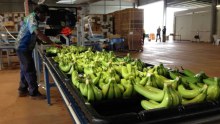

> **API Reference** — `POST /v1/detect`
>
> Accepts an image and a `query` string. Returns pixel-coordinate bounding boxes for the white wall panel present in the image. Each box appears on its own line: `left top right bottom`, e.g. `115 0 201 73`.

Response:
175 15 192 41
174 7 211 42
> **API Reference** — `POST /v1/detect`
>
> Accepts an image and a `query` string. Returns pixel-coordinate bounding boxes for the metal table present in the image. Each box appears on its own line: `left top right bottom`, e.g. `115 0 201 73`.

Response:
41 53 88 124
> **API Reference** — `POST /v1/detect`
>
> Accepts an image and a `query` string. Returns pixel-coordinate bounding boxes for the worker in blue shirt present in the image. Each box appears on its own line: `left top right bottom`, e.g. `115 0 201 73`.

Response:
15 4 60 99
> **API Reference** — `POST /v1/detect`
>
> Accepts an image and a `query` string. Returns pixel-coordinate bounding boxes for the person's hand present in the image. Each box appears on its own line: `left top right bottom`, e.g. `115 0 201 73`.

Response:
53 43 62 48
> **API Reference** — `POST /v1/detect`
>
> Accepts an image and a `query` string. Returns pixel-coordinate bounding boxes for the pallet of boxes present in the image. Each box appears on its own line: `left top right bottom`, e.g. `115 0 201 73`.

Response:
113 8 144 51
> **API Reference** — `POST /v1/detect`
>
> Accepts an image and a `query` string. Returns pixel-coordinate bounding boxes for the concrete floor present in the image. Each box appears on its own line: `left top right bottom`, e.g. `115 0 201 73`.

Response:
0 66 73 124
0 40 220 124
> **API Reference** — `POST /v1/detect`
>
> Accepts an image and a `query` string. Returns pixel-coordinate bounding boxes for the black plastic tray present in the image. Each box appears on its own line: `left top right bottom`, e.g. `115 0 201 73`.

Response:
44 55 220 124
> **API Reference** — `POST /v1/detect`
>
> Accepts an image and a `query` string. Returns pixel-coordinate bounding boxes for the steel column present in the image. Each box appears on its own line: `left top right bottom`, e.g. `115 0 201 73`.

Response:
211 0 217 42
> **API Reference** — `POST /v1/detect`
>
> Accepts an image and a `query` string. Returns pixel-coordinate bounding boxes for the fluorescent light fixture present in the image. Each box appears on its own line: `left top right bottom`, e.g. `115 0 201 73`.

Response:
56 0 76 4
217 5 220 8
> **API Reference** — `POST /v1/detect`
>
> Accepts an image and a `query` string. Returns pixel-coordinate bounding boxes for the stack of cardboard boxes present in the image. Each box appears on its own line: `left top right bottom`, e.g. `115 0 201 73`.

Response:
113 8 144 51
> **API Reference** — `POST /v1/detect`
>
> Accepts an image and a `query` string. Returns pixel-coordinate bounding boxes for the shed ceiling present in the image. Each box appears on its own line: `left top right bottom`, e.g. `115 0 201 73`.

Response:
0 0 217 9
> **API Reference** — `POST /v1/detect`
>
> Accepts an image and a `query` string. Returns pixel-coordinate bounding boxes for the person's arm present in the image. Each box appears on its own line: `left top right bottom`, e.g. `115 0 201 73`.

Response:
27 13 60 48
34 29 60 47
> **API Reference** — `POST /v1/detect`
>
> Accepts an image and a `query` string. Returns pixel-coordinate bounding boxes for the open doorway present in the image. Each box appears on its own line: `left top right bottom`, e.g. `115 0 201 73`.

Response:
139 1 186 42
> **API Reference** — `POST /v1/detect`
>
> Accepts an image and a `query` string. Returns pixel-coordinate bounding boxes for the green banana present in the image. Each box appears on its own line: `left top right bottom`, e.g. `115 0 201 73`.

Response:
115 74 121 83
165 77 180 89
141 84 172 110
72 78 80 88
107 83 114 99
182 85 207 105
114 83 122 98
81 83 88 97
121 66 131 79
196 82 204 88
67 65 74 74
139 76 148 86
178 84 202 99
169 71 180 80
117 83 125 93
169 86 180 106
92 85 103 101
91 73 101 85
134 84 164 102
182 76 198 84
101 83 110 98
145 85 163 94
87 84 95 101
71 70 80 88
59 62 72 72
113 65 122 76
71 70 78 81
183 69 195 77
123 84 133 99
126 63 132 74
135 77 141 85
203 77 215 85
155 74 169 89
121 79 129 88
138 71 147 78
189 83 202 91
206 81 220 101
173 87 182 105
149 99 160 105
145 73 155 86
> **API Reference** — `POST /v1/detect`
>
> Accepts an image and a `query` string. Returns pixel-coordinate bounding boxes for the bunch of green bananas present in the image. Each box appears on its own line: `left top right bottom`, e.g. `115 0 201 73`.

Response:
148 63 169 77
78 75 103 101
51 45 220 107
170 69 220 104
71 70 81 88
204 77 220 101
135 83 181 110
121 79 136 99
179 84 208 105
100 77 124 100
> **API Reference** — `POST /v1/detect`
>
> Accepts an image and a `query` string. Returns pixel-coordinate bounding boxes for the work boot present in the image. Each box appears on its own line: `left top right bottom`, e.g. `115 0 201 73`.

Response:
30 92 46 100
18 90 29 97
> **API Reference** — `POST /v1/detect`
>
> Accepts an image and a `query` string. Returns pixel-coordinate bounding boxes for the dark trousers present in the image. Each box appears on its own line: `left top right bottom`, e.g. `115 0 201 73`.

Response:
162 34 166 42
156 34 161 41
16 50 38 96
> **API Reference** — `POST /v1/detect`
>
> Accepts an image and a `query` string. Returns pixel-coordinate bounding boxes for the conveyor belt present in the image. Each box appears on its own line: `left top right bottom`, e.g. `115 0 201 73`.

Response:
43 54 220 124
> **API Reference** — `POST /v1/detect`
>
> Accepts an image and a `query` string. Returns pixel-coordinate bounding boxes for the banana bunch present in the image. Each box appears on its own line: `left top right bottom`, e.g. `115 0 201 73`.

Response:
135 83 182 110
140 83 181 110
139 73 157 87
71 70 81 88
204 77 220 101
154 74 170 89
134 84 164 102
148 63 169 78
100 77 124 99
130 58 145 71
79 76 103 101
178 83 208 105
121 79 136 99
121 64 136 79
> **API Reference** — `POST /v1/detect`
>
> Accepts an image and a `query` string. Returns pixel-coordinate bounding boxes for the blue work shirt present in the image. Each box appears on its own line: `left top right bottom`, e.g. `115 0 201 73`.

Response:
15 12 38 51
